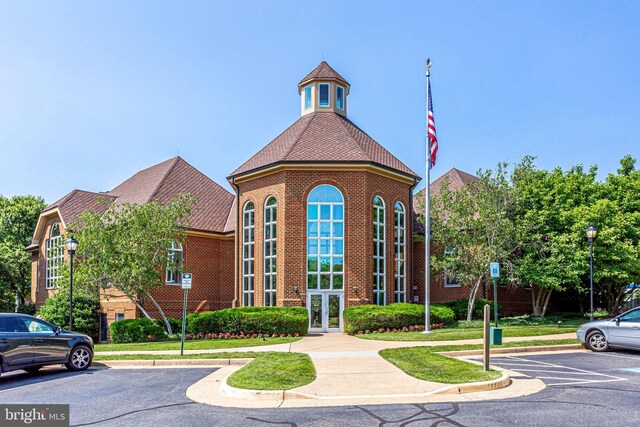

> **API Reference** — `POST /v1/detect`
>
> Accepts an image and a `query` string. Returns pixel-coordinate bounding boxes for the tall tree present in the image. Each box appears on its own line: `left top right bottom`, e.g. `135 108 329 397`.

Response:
511 158 597 316
0 195 47 310
428 163 518 320
69 194 195 334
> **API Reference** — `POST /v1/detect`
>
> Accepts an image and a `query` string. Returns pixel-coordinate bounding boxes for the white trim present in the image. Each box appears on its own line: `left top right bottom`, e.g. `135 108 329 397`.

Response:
318 83 330 107
303 85 312 110
45 223 63 289
443 245 461 288
307 291 344 332
242 201 255 306
373 196 386 305
115 313 125 322
336 85 345 110
263 196 277 307
165 241 183 285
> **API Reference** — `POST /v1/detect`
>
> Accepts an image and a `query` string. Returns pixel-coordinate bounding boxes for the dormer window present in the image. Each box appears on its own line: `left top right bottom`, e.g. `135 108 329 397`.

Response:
318 83 330 107
304 86 312 110
336 86 344 110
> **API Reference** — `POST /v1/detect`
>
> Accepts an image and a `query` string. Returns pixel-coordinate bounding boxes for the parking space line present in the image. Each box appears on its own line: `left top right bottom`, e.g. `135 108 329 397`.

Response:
546 378 629 386
509 369 611 376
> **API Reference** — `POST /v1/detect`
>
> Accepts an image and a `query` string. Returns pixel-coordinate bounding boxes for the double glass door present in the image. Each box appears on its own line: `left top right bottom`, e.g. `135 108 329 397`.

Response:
308 292 343 332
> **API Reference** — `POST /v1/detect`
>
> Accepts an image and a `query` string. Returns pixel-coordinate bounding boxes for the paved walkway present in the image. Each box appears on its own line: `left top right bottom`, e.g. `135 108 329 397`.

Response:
95 332 576 356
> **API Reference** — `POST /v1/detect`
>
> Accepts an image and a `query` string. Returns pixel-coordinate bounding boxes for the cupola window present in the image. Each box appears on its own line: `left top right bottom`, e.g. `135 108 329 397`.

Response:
304 86 312 110
336 86 344 110
318 83 330 107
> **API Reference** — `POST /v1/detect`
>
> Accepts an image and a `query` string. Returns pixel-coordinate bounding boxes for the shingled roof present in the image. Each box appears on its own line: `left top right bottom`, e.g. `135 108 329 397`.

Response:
298 61 349 87
229 112 419 179
39 157 235 236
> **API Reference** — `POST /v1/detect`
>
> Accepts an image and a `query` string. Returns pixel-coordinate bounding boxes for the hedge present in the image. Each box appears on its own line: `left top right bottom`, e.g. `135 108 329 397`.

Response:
110 318 165 343
37 292 100 339
342 303 455 335
187 307 308 336
440 298 501 320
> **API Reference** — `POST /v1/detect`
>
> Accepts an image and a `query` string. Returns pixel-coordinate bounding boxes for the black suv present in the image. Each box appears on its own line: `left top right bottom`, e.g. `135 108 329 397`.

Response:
0 313 93 375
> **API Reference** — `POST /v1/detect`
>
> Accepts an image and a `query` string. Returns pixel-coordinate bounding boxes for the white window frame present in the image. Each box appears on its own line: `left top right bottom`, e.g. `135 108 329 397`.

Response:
394 202 406 303
304 85 312 110
45 223 63 289
318 83 330 107
115 313 125 322
263 197 277 307
373 196 386 305
165 241 183 285
336 85 345 110
443 245 462 288
242 201 255 306
307 185 344 291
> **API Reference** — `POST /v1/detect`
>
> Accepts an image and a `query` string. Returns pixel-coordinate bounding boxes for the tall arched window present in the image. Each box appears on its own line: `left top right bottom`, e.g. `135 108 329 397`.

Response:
264 197 277 306
307 185 344 291
373 196 386 305
394 202 406 302
46 222 63 289
166 242 183 284
242 201 255 306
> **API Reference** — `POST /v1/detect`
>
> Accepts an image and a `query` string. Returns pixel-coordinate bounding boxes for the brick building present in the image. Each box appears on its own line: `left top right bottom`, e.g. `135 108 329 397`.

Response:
28 62 530 339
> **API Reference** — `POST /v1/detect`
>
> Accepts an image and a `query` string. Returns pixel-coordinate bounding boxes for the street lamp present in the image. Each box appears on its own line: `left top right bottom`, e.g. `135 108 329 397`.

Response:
65 236 79 331
585 225 598 322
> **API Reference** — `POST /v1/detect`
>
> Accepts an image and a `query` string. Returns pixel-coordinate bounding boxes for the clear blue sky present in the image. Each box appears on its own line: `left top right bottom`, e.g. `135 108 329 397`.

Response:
1 1 639 203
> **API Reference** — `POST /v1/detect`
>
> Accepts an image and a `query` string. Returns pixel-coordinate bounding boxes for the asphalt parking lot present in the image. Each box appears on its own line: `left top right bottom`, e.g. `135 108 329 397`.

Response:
1 350 639 426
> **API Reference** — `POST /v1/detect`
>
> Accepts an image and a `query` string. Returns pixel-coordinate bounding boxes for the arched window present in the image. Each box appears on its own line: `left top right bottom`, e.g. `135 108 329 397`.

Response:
264 197 277 306
166 242 183 285
394 202 406 302
242 201 255 306
46 222 63 289
373 197 386 305
307 185 344 291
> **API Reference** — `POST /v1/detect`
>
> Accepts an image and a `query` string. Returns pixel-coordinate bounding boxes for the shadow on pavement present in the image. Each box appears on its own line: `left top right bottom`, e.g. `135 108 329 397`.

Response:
0 366 106 391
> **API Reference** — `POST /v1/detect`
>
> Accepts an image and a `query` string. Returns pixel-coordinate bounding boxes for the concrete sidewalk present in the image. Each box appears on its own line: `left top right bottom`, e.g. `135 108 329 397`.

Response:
95 332 576 356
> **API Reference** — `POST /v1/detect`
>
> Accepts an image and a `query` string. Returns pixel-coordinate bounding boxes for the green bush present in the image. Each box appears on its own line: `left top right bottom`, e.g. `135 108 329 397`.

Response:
187 307 308 336
154 317 182 333
110 318 165 343
37 291 100 339
342 303 455 335
441 298 501 320
17 302 36 315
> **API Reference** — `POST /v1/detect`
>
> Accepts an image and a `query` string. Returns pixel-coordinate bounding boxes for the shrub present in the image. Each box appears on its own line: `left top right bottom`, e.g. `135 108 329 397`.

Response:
342 303 455 335
441 298 502 320
187 307 308 336
17 302 36 315
37 291 100 339
110 318 165 343
154 317 182 333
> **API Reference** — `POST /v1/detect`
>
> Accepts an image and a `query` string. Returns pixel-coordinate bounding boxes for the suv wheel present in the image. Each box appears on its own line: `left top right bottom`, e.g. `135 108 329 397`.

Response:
66 345 92 371
586 330 609 352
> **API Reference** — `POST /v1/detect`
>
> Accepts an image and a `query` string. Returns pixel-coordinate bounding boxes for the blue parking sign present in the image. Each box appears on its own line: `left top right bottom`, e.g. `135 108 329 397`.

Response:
490 262 500 278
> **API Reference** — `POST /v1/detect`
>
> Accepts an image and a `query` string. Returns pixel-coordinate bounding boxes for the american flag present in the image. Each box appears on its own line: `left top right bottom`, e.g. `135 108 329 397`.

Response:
427 77 438 169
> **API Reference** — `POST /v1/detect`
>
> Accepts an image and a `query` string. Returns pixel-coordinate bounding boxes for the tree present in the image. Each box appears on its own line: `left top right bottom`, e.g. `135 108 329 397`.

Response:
37 289 100 339
0 195 47 310
427 163 518 320
511 158 597 316
69 194 195 334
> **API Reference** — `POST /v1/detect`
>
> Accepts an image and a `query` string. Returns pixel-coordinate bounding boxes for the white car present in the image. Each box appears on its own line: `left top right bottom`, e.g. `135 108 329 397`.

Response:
576 307 640 352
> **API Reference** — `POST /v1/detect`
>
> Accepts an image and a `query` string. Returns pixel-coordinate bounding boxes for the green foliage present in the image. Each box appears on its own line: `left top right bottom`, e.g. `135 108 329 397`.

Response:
155 317 182 333
36 291 100 339
17 302 36 315
440 298 501 320
110 318 165 343
0 195 47 309
187 307 309 336
342 303 455 335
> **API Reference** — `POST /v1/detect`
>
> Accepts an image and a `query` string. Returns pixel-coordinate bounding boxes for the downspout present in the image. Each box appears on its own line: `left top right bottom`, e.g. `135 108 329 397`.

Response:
230 177 241 308
408 177 419 304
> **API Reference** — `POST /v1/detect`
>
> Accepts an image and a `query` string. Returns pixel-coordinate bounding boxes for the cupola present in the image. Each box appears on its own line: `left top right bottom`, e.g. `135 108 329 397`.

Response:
298 61 350 117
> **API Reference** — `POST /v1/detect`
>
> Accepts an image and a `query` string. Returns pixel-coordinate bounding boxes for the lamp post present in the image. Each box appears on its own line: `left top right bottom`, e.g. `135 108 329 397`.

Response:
585 225 598 322
65 236 79 331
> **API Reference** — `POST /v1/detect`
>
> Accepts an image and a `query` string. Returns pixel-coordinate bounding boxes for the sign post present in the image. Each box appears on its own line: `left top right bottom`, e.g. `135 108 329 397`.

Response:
180 273 192 356
489 263 502 345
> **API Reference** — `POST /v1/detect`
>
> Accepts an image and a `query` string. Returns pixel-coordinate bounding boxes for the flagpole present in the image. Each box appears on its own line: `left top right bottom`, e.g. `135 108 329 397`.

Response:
424 59 432 333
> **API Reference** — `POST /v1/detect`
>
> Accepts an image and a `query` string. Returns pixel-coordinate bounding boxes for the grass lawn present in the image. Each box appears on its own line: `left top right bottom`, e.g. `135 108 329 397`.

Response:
380 347 502 384
357 325 578 342
94 351 316 391
95 336 300 352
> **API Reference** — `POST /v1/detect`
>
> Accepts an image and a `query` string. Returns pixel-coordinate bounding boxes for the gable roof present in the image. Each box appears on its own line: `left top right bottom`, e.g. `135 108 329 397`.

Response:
229 112 419 180
298 61 349 88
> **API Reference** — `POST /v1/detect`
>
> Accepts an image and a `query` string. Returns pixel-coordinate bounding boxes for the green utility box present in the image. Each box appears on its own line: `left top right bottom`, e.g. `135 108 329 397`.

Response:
490 327 503 345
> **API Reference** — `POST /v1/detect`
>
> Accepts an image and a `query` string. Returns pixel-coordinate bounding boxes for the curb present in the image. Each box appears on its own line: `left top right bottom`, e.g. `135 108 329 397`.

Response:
95 358 253 368
437 343 583 357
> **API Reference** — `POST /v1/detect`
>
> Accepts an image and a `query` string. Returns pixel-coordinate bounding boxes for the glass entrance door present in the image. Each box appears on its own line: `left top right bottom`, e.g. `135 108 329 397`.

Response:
307 292 343 332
